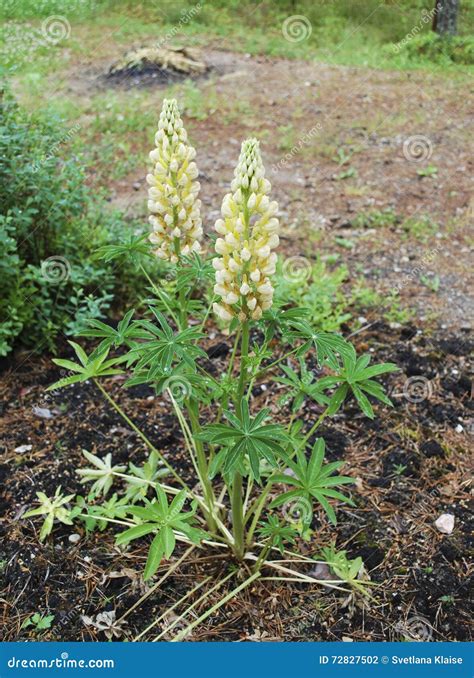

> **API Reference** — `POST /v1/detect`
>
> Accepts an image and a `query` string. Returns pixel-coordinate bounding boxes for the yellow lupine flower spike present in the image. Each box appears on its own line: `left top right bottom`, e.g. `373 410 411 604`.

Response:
213 139 279 322
147 99 202 263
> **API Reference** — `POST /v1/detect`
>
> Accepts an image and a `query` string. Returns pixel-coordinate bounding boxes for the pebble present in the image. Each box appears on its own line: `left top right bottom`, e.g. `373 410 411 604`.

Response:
32 406 54 419
455 424 464 433
69 533 81 544
434 514 455 535
14 444 32 453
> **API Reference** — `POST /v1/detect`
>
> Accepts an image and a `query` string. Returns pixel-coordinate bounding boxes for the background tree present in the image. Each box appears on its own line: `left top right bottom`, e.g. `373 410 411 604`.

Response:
433 0 460 36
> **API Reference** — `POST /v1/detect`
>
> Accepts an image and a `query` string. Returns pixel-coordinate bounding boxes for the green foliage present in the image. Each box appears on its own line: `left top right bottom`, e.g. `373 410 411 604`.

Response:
420 273 440 292
398 33 474 65
117 487 205 579
2 0 473 75
270 439 354 525
21 612 55 631
277 359 329 413
23 486 78 541
351 208 398 229
258 515 297 555
401 214 439 241
274 258 352 332
76 493 130 533
417 164 438 178
0 89 147 355
320 544 369 594
47 341 126 390
76 450 127 497
317 352 398 419
127 310 206 376
125 451 170 502
199 402 288 482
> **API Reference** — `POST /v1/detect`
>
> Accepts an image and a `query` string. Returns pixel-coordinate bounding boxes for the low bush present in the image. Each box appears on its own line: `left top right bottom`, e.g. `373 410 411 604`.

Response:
396 33 474 65
0 88 147 356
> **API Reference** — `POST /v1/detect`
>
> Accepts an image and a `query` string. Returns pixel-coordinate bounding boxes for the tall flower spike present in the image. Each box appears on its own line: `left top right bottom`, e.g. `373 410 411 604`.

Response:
213 139 279 322
146 99 202 263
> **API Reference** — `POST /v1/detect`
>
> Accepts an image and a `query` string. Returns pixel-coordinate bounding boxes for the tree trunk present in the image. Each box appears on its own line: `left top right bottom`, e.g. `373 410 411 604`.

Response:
432 0 459 36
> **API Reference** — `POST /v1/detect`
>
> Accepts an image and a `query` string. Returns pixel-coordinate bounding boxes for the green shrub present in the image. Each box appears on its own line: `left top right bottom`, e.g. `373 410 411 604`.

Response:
274 256 352 332
398 33 474 65
0 88 146 355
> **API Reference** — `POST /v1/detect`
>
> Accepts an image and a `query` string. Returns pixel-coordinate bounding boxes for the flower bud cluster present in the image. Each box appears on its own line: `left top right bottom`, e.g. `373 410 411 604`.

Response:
212 139 279 322
147 99 202 262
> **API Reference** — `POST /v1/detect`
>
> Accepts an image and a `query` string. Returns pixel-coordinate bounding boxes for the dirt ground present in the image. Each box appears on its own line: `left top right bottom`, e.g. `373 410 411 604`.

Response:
1 45 472 641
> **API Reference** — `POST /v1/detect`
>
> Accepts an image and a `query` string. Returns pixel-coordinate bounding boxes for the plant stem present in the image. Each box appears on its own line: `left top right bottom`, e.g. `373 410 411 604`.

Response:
254 345 301 379
139 264 179 327
247 406 332 545
94 379 187 491
253 540 273 573
235 321 249 419
245 483 271 545
170 570 260 642
231 473 245 559
231 320 250 559
299 406 330 450
178 283 187 330
187 397 217 532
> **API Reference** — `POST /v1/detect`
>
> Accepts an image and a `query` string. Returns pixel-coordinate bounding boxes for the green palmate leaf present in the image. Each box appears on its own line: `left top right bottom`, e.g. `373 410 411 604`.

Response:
277 359 330 412
115 487 205 580
258 515 298 555
320 545 369 595
79 493 129 533
270 438 354 525
176 253 214 292
94 233 154 265
324 352 399 419
23 486 76 541
198 403 288 482
80 310 148 360
261 306 310 342
126 309 206 375
283 319 356 369
47 343 126 391
76 449 127 497
125 450 169 502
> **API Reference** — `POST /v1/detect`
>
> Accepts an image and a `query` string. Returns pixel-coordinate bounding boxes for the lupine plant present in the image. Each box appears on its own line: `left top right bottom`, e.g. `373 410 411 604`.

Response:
25 100 397 606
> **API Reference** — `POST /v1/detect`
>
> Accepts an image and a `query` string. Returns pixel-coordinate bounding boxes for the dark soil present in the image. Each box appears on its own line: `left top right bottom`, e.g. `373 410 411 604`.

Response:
0 318 472 642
